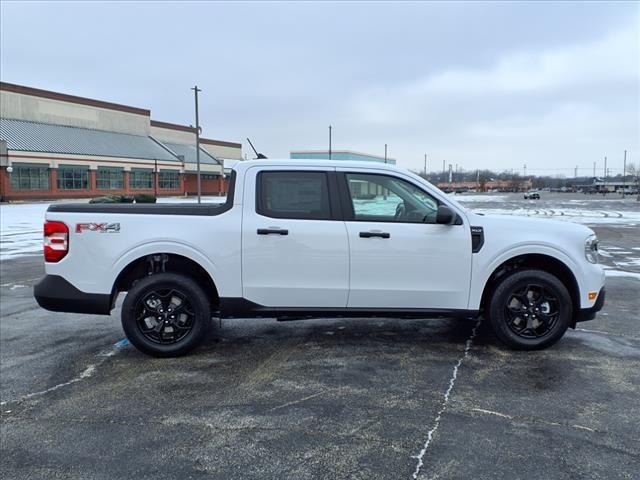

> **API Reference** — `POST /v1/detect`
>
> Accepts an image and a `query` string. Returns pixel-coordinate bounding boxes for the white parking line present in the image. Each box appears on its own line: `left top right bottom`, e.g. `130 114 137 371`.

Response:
0 339 129 406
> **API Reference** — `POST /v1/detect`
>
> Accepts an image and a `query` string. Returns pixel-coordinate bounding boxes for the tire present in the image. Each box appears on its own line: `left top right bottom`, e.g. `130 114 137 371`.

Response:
487 269 572 350
121 272 211 357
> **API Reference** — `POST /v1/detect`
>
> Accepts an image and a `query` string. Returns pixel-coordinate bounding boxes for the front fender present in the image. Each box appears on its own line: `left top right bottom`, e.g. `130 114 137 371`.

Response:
469 243 581 310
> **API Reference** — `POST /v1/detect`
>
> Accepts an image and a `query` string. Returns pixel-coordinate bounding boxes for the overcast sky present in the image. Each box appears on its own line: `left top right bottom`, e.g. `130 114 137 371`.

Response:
1 1 638 175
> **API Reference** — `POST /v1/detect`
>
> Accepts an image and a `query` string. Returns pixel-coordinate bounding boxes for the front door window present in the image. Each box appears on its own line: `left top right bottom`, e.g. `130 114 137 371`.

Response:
345 173 439 223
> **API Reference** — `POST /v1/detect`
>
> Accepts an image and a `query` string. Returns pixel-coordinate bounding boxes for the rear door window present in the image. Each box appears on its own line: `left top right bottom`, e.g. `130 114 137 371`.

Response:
257 171 332 220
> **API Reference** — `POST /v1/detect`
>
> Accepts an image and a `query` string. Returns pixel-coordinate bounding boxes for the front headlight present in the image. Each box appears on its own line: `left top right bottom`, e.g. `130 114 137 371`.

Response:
585 235 599 264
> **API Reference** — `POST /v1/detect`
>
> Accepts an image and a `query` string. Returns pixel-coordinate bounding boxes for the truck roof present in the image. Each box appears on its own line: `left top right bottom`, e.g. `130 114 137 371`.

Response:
233 159 403 173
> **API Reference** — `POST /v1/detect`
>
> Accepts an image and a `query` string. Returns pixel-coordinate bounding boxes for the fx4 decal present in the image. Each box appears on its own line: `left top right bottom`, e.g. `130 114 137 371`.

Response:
76 223 121 233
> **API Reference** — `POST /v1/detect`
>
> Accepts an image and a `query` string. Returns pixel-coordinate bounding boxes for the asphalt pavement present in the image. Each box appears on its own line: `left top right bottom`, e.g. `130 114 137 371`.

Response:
1 195 639 479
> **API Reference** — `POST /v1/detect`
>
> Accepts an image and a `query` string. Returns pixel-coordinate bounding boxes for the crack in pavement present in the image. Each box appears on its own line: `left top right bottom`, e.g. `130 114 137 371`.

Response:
269 387 341 411
0 339 129 407
410 318 482 479
469 407 597 433
574 328 640 342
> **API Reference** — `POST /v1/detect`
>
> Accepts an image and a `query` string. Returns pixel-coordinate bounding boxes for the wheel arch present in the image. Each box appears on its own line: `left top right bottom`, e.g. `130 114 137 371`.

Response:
112 253 220 310
479 253 580 324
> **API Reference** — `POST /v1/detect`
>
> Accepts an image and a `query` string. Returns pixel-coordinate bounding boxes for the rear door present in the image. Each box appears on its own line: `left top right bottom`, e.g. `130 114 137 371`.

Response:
241 167 349 308
337 169 472 310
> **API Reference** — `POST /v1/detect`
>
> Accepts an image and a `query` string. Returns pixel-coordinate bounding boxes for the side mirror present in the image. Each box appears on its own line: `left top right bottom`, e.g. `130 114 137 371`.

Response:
436 205 456 225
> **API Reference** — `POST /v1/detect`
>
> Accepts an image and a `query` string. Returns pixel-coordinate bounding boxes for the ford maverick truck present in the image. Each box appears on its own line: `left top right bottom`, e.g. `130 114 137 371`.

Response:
35 160 605 356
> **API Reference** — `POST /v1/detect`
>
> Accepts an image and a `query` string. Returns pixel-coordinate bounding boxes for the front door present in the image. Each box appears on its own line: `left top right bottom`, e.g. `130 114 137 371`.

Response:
241 167 349 308
338 170 472 310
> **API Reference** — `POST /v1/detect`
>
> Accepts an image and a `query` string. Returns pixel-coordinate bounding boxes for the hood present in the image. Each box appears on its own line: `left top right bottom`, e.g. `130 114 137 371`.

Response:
466 211 595 242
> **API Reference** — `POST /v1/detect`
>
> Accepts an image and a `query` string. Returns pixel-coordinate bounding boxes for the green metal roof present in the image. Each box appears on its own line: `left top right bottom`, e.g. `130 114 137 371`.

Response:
0 117 179 161
161 141 222 166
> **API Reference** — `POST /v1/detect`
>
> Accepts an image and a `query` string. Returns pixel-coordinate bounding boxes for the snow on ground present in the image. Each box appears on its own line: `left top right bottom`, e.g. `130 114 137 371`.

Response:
604 269 640 280
447 194 507 203
1 203 49 260
0 197 227 260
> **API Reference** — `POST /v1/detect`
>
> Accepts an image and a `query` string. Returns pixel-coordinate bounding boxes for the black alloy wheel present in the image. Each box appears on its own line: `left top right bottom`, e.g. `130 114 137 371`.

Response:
135 288 195 344
488 269 572 350
504 283 559 339
121 272 211 357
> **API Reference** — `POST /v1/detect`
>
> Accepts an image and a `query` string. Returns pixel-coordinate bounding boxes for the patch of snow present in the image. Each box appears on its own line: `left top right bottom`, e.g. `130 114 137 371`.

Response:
0 203 49 260
0 197 227 260
613 258 640 268
605 270 640 280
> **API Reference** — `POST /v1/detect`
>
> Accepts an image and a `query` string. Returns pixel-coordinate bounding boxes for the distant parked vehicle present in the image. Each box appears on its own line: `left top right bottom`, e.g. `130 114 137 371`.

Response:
524 192 540 200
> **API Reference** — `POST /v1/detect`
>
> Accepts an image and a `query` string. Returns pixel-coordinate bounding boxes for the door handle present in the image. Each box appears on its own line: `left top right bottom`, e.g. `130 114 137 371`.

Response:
359 231 390 239
257 228 289 235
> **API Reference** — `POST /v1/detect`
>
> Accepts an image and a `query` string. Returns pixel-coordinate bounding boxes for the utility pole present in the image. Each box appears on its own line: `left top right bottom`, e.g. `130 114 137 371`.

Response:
604 156 607 180
328 125 332 160
448 164 453 184
623 149 627 197
593 161 596 177
384 144 387 164
574 165 578 178
523 164 527 177
442 160 445 179
424 154 427 175
191 85 202 204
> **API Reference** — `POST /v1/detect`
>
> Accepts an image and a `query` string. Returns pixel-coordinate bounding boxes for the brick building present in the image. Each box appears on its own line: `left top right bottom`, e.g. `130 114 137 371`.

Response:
0 82 242 201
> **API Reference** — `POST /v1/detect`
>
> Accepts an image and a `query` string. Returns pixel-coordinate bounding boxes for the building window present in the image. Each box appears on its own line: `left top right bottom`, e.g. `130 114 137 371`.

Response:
131 168 154 189
96 167 124 190
9 163 50 190
57 165 89 190
159 170 179 189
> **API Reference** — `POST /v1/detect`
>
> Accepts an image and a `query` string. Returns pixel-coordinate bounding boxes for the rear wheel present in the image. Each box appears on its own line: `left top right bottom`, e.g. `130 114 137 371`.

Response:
488 269 572 350
121 273 211 357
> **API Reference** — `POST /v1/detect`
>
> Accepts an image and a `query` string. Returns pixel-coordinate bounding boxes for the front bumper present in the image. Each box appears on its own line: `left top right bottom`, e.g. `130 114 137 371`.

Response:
575 287 606 323
34 275 112 315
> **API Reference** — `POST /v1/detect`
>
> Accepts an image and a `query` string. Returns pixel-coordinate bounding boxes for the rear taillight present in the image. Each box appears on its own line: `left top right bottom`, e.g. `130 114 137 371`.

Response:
44 221 69 262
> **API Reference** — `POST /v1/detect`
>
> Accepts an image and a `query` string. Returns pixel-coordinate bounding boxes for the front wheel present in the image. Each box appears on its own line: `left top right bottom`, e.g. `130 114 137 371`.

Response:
488 269 572 350
121 272 211 357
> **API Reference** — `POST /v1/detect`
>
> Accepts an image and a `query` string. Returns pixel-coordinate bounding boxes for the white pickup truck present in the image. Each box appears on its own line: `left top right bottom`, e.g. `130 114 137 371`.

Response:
35 160 605 356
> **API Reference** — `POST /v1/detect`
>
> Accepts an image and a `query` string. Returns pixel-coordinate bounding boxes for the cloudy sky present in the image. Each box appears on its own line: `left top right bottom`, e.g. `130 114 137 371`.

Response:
1 1 638 175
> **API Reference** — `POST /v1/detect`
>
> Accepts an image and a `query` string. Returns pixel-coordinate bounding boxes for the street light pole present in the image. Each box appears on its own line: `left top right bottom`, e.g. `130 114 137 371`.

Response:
424 154 427 176
191 85 202 204
384 144 387 164
329 125 332 160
